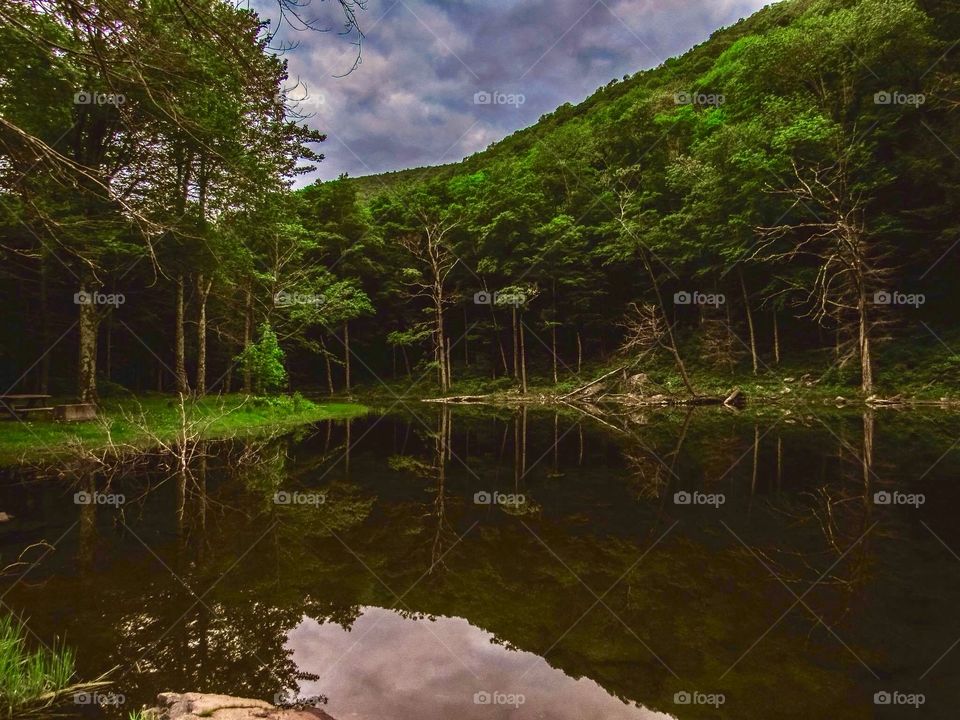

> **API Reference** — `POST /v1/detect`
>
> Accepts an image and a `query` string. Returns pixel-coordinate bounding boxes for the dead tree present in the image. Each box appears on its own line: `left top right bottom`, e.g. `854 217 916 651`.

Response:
399 209 461 393
755 150 893 394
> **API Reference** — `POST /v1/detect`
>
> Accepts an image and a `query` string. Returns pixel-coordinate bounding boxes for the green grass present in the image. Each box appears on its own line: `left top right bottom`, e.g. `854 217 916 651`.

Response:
0 614 105 718
0 393 368 466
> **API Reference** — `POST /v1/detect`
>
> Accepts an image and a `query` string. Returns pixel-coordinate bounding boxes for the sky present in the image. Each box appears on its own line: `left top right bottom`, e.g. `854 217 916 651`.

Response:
255 0 771 184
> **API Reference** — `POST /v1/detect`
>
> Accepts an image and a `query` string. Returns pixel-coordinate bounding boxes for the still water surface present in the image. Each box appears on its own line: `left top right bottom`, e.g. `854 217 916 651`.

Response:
1 405 959 719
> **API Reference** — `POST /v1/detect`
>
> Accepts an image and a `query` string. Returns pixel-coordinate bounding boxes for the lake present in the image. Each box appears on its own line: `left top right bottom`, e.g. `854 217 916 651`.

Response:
1 404 959 719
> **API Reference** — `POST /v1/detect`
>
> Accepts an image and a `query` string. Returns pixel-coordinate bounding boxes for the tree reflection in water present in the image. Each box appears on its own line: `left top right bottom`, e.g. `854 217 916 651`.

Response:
1 406 960 718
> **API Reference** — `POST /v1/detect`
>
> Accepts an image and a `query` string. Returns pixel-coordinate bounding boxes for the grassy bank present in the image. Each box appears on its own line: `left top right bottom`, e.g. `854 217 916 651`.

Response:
0 614 108 718
347 347 960 407
0 394 368 466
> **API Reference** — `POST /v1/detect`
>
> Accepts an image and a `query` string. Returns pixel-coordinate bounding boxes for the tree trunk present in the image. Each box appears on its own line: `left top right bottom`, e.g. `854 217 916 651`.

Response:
196 273 212 396
773 312 780 366
463 306 469 367
511 306 520 379
435 304 448 392
519 316 528 394
551 324 558 384
776 434 783 490
738 268 758 375
490 303 509 375
858 290 873 394
175 273 189 394
38 255 50 393
320 336 335 395
446 335 453 389
576 331 582 375
834 313 841 359
77 279 99 403
551 280 558 384
243 283 252 393
343 320 351 393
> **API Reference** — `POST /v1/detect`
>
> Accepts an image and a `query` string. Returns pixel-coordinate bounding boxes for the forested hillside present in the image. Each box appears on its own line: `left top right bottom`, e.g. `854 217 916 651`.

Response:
3 0 959 401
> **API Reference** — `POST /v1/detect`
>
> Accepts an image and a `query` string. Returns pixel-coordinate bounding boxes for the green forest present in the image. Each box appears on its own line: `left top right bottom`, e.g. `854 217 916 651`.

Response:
3 1 960 717
3 0 960 407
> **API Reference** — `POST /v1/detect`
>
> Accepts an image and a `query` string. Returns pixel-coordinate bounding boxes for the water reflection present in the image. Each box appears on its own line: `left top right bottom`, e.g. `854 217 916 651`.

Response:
287 607 672 720
1 406 960 718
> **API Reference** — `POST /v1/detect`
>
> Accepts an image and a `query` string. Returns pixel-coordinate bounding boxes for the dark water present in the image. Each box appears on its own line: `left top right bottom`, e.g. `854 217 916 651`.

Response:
2 405 960 719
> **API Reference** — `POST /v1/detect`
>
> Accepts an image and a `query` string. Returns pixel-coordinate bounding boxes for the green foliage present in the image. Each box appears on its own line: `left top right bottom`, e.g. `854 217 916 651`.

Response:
3 0 958 401
237 323 288 393
250 392 315 412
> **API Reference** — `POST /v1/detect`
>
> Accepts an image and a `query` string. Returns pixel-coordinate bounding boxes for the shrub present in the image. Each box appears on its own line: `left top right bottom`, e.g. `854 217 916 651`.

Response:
236 323 288 393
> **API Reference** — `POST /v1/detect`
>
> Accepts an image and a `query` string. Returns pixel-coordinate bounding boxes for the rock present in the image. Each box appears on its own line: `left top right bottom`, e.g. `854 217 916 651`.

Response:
0 512 12 522
152 693 336 720
53 403 97 422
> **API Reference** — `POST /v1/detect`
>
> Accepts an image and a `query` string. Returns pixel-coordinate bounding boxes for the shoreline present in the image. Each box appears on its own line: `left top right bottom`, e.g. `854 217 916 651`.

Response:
419 391 960 409
0 394 369 467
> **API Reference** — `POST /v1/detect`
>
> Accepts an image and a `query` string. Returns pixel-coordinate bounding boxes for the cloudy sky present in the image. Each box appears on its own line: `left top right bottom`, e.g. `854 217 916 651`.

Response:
256 0 771 183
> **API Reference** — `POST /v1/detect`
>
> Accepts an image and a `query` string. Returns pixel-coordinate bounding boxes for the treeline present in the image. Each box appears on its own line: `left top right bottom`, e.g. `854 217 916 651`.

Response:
0 0 364 399
301 0 960 395
2 0 960 401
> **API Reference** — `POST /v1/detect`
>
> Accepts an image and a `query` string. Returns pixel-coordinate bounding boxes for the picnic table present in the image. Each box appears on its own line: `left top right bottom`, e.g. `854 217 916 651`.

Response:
0 394 53 420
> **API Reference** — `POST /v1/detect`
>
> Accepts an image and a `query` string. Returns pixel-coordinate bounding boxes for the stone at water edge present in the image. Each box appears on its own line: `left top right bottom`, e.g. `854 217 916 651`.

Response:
147 692 337 720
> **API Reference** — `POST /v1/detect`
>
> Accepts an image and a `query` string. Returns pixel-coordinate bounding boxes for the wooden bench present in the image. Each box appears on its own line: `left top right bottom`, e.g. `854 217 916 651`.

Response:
0 394 54 421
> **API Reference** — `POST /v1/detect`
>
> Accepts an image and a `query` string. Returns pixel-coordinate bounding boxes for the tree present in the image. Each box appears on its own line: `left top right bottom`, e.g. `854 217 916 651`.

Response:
237 322 287 393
